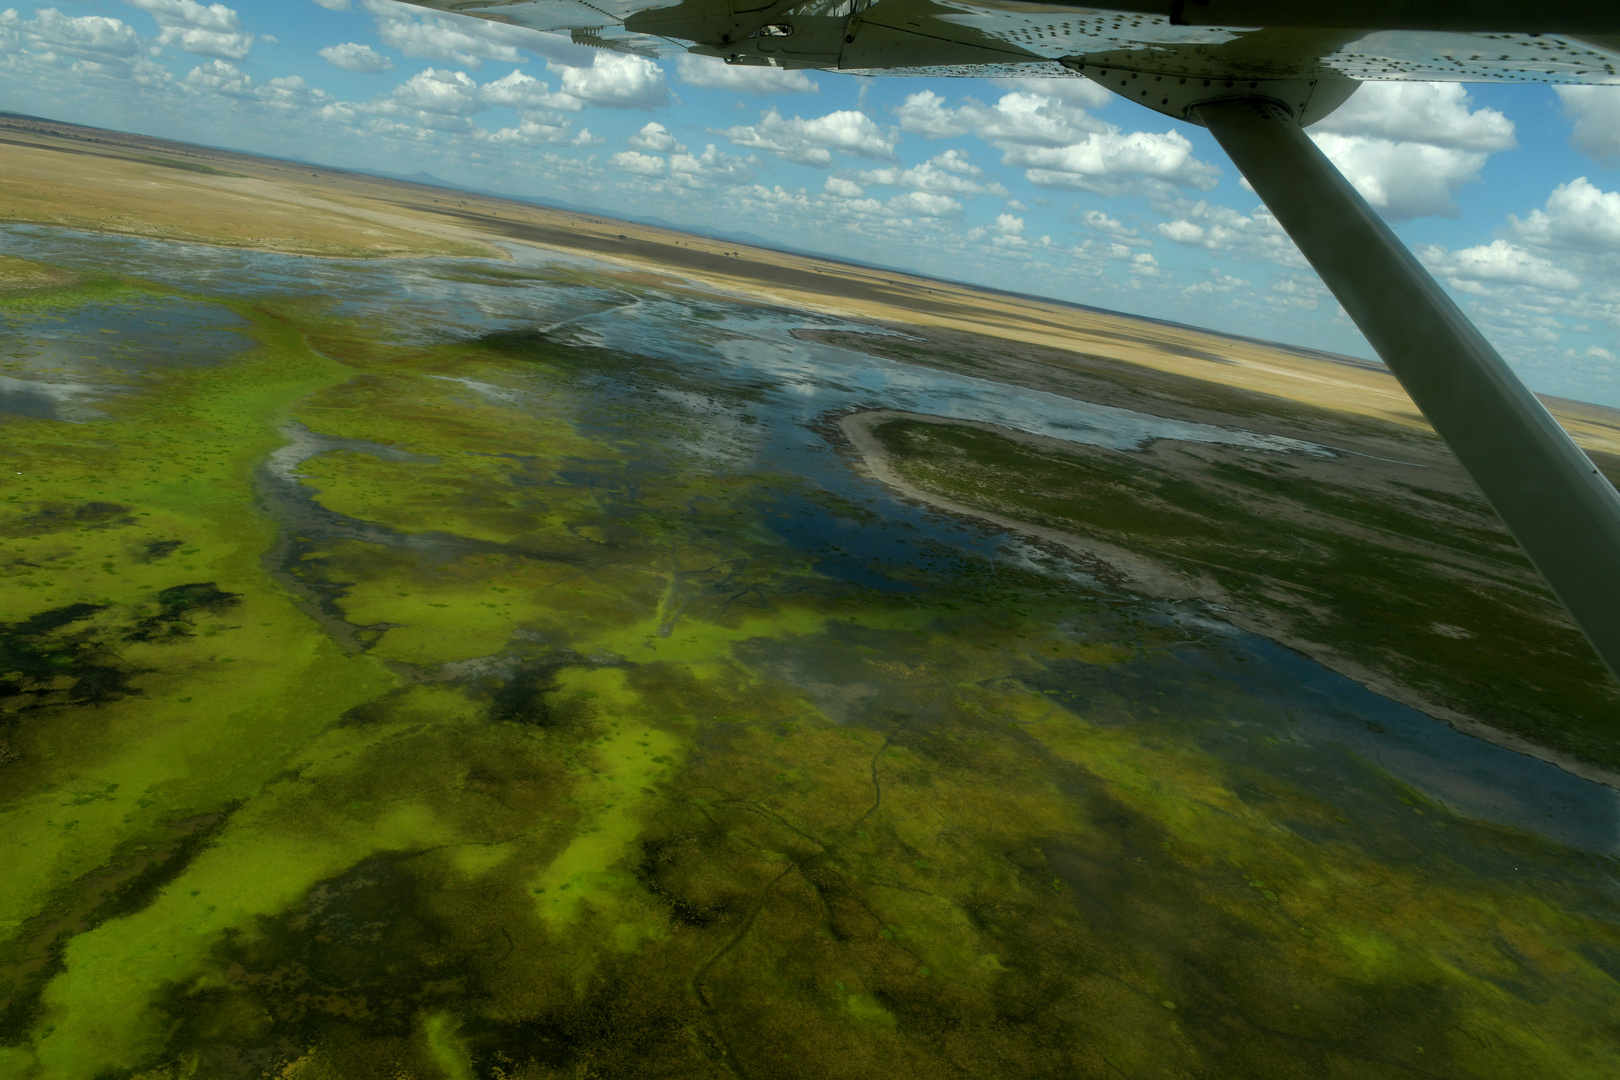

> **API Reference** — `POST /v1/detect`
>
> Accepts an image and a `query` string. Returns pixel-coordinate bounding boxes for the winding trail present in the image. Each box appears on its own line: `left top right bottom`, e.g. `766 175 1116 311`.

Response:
539 293 641 336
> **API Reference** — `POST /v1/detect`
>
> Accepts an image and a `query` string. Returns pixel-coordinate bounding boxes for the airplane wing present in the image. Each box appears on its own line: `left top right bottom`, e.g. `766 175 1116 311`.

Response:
402 1 1620 84
398 0 1620 684
389 0 675 57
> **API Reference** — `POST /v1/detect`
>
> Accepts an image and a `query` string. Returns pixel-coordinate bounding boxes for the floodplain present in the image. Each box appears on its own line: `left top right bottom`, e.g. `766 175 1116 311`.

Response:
1 118 1618 1079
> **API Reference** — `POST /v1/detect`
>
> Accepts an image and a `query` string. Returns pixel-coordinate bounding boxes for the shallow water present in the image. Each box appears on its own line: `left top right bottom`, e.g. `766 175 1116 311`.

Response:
4 227 1614 848
2 226 1617 1078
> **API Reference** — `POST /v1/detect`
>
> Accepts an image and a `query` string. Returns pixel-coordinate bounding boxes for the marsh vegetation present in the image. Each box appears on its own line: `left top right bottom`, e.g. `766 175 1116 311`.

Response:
867 415 1620 773
0 233 1616 1080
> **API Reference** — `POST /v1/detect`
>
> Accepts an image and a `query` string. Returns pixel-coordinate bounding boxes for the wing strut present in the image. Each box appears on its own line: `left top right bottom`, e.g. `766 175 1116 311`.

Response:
1197 98 1620 681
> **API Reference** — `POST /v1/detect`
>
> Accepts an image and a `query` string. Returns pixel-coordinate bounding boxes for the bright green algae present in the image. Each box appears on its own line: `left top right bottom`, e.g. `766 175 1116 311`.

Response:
0 260 1617 1080
0 255 141 314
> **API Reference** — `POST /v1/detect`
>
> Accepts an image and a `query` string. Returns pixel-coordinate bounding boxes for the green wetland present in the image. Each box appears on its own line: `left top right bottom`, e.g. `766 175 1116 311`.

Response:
0 225 1617 1079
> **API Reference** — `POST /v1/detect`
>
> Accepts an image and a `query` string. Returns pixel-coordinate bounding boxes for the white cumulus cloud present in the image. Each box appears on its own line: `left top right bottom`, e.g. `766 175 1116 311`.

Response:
1421 239 1580 292
1310 134 1490 220
480 69 577 113
1182 268 1250 296
609 140 754 187
1313 82 1514 150
899 87 1214 196
675 54 816 94
629 121 683 153
1554 86 1620 164
487 116 596 148
1309 82 1515 220
1077 209 1146 247
980 212 1028 247
672 144 754 186
887 191 961 218
1511 177 1620 254
1153 198 1302 267
988 75 1113 108
722 108 897 166
1157 220 1204 244
555 52 668 109
254 74 334 113
858 159 1006 197
1001 129 1218 196
362 0 583 69
391 66 478 114
824 176 864 199
362 66 484 131
930 149 980 175
1 8 143 65
122 0 256 60
610 149 667 176
896 88 1107 146
319 41 392 73
183 56 250 95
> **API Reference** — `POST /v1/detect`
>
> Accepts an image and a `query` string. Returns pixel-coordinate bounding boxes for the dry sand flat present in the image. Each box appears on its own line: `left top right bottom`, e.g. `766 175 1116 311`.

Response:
0 119 491 259
4 111 1619 461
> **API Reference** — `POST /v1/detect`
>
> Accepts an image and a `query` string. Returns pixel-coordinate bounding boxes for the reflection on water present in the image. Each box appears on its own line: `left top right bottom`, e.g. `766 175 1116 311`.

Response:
0 374 85 421
1172 632 1619 854
1 293 249 384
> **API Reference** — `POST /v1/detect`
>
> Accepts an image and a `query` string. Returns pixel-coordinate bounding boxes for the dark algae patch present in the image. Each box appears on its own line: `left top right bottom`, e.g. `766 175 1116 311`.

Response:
127 582 241 642
0 603 134 718
0 232 1616 1079
11 503 139 537
1 583 241 720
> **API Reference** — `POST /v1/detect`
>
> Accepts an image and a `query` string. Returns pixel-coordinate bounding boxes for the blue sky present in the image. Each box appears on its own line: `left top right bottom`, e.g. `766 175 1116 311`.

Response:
6 1 1620 405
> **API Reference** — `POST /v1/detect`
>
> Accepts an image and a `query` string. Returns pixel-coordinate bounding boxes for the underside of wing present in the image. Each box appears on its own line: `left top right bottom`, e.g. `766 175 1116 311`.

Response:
397 0 682 57
399 0 1620 89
